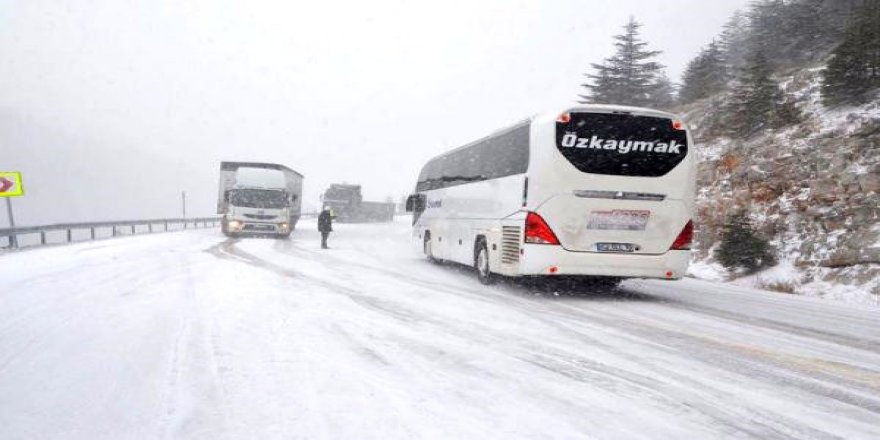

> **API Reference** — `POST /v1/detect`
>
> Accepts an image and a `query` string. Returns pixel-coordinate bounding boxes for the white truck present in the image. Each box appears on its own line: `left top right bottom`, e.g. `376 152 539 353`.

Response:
217 161 304 238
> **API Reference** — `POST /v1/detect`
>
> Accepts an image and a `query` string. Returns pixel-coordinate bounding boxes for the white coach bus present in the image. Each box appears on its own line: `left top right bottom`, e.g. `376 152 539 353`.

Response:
406 105 695 286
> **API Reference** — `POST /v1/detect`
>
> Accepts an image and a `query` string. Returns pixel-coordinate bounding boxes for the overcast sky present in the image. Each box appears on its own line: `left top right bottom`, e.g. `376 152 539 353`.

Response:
2 0 749 225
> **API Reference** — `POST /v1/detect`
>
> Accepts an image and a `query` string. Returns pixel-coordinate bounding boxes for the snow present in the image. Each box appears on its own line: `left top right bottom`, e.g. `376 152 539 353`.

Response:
2 220 880 439
689 257 880 307
731 260 801 291
799 275 880 306
686 260 726 282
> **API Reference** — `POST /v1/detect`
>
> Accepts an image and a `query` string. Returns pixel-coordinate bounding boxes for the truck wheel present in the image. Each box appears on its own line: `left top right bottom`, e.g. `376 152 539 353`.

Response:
276 232 291 240
475 239 495 285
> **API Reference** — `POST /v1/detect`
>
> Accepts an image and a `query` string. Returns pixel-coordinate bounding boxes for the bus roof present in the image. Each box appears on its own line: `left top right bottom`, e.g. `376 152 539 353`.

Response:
560 104 679 120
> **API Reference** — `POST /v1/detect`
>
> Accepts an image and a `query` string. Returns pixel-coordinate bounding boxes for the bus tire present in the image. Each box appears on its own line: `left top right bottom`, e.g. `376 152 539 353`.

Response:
475 239 495 285
584 276 621 293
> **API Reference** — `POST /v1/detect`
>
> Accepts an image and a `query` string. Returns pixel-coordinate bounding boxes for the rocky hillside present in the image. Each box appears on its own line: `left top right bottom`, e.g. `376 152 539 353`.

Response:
680 66 880 305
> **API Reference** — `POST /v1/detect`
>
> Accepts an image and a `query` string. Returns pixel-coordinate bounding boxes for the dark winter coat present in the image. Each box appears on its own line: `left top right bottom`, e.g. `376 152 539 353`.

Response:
318 211 333 233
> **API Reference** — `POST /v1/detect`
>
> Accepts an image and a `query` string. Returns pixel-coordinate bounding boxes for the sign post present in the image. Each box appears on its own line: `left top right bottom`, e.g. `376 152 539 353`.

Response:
0 172 24 249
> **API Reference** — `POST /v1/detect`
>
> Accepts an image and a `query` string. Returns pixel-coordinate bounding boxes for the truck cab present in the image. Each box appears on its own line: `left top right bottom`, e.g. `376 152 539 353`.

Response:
221 187 296 237
217 162 304 239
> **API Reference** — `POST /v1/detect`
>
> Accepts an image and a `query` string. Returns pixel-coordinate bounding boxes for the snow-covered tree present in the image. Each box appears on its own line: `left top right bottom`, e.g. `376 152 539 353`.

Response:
647 71 677 110
821 0 880 105
579 17 665 107
745 0 789 65
725 50 800 136
679 40 729 104
719 9 749 70
715 212 776 274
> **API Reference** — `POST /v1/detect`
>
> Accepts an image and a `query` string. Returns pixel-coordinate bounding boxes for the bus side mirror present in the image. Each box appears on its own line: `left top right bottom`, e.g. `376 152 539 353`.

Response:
405 194 424 212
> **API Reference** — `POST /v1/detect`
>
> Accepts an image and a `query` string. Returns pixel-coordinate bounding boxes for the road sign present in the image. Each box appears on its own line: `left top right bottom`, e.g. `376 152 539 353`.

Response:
0 172 24 197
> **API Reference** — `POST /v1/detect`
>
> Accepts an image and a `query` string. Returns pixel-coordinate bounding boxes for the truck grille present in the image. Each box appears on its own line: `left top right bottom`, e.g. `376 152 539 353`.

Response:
501 226 521 264
244 214 277 220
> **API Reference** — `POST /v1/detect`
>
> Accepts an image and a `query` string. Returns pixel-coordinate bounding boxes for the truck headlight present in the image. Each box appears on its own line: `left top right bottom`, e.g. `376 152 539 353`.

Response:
279 223 289 231
228 220 242 230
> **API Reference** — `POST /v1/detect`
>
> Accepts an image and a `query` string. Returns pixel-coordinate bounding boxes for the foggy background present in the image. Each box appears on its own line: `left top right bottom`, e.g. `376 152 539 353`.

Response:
2 0 748 226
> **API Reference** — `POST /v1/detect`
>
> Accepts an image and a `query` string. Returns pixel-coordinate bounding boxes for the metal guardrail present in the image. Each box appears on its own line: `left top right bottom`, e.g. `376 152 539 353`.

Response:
0 217 220 249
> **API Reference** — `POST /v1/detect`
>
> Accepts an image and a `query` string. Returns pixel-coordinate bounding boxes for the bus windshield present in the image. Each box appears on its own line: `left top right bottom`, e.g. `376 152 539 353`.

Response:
556 113 688 177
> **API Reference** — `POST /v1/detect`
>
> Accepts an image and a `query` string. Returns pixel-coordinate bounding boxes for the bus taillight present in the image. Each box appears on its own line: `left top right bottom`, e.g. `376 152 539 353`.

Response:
525 212 560 245
672 119 685 130
557 112 571 123
670 220 693 250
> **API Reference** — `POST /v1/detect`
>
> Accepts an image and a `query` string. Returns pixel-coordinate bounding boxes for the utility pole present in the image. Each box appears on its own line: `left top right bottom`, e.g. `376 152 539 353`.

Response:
182 191 187 229
5 198 16 249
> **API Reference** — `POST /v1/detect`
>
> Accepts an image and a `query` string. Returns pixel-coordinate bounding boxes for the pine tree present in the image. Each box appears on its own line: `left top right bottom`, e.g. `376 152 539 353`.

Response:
726 49 801 136
648 71 677 109
679 40 729 104
579 17 664 107
745 0 789 67
579 64 618 104
821 0 880 106
783 0 825 63
719 9 749 69
715 212 777 274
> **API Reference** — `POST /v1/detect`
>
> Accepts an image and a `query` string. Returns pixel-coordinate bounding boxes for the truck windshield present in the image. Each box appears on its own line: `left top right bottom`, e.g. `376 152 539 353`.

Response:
228 189 288 209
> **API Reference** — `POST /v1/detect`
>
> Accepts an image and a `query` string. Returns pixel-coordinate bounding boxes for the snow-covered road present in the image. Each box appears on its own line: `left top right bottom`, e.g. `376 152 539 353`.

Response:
1 219 879 439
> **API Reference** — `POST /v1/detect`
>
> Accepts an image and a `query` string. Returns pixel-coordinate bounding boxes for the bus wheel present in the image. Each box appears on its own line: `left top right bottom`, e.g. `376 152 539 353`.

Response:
475 240 495 285
584 277 621 293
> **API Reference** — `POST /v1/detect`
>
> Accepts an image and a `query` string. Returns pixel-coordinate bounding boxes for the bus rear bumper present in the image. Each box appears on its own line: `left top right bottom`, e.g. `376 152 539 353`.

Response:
517 246 690 280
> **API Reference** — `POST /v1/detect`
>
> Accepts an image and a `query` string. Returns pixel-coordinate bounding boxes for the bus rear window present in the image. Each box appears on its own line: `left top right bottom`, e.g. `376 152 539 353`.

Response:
555 113 688 177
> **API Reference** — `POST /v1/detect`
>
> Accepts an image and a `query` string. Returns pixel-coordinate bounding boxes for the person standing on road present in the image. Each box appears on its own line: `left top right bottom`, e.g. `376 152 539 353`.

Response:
318 207 333 249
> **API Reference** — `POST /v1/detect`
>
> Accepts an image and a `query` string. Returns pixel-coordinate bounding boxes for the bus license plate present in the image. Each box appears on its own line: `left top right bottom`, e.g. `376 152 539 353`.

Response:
587 210 650 231
596 242 636 253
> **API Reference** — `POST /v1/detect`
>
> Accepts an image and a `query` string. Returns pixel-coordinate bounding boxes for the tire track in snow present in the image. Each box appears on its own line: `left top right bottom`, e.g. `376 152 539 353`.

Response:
230 239 803 435
159 250 233 440
209 233 880 438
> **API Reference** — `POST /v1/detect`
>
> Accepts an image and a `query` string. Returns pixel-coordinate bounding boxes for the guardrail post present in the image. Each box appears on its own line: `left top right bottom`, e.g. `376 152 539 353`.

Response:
67 229 72 243
131 225 135 235
90 228 96 240
148 223 153 233
41 231 47 245
164 222 168 232
112 226 117 237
